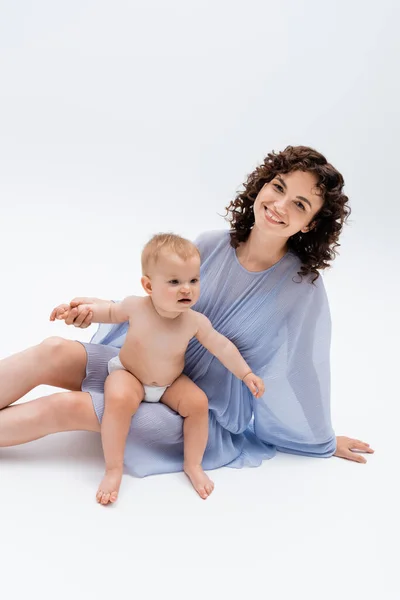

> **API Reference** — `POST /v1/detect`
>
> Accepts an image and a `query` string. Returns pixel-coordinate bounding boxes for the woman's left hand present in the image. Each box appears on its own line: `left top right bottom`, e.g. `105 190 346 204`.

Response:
334 436 374 463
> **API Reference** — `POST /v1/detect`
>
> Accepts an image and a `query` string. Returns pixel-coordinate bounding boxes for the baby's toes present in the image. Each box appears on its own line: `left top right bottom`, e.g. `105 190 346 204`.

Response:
205 482 214 496
101 492 111 505
96 489 103 503
198 486 208 500
110 491 118 503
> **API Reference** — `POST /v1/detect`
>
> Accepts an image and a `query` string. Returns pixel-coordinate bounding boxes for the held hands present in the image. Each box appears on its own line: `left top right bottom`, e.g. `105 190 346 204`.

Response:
243 372 265 398
49 297 96 329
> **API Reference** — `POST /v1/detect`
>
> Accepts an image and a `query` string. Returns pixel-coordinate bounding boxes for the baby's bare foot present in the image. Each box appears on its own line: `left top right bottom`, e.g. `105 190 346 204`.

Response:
184 464 214 500
96 468 123 505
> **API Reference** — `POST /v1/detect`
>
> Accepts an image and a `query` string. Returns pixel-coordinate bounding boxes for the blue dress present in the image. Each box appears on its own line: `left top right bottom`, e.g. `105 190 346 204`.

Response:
81 230 336 476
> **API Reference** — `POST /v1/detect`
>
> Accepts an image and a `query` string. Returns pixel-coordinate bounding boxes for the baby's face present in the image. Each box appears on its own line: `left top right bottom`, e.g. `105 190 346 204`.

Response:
150 253 201 313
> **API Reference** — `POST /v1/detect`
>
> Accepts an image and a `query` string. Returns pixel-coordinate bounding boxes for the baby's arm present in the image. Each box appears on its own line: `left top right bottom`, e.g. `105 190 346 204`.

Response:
50 296 138 325
194 313 265 398
76 296 134 324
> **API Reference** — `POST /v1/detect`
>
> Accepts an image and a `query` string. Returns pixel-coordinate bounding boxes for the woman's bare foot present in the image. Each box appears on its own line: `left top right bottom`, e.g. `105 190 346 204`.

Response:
96 468 123 505
184 464 214 500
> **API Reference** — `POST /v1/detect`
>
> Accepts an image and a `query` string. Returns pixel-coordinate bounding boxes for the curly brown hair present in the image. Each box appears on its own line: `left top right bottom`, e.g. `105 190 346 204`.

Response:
224 145 351 282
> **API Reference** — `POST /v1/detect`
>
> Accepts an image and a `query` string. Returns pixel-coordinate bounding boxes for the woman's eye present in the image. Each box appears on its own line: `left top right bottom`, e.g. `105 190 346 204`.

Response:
274 183 284 192
295 201 305 211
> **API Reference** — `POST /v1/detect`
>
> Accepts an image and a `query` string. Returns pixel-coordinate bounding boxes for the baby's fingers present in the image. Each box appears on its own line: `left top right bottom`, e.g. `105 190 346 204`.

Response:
246 380 258 397
256 379 265 396
73 307 92 328
70 297 95 307
248 377 265 398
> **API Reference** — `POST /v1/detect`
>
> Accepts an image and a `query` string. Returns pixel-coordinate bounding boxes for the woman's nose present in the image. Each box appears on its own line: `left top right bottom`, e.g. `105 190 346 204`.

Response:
273 198 288 215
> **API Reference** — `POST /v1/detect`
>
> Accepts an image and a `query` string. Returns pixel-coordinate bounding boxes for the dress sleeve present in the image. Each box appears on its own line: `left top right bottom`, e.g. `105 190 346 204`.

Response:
252 275 337 457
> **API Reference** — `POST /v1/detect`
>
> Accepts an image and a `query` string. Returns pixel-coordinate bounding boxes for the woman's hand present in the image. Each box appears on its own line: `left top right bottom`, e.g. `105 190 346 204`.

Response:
50 301 93 328
49 304 71 322
334 436 374 463
50 297 99 329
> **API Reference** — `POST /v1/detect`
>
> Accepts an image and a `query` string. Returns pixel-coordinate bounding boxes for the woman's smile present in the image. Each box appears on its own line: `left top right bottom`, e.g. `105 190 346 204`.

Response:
264 206 285 225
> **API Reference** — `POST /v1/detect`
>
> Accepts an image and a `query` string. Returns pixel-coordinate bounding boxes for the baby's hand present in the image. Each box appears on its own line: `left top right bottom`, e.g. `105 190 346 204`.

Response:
243 373 265 398
49 303 71 322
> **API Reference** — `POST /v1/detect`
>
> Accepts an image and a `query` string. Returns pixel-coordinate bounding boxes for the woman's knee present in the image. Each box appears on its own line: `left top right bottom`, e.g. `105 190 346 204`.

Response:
49 391 100 432
38 337 87 390
39 337 72 364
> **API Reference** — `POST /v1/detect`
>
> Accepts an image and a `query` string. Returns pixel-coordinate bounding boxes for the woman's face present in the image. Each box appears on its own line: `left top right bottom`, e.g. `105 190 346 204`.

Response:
253 170 324 239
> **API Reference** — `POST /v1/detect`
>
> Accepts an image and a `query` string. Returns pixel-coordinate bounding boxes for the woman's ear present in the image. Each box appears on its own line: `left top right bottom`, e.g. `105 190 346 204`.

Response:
141 276 153 296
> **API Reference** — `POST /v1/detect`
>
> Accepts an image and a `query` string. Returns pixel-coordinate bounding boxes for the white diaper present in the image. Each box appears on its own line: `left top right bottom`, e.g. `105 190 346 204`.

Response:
142 384 169 403
107 355 169 403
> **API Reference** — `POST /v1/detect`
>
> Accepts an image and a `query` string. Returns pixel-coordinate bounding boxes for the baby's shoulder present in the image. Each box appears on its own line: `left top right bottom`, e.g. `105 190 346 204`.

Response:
187 309 210 331
121 294 146 315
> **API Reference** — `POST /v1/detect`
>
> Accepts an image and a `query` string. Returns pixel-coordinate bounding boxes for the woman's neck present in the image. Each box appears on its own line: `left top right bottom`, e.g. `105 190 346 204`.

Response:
235 229 288 272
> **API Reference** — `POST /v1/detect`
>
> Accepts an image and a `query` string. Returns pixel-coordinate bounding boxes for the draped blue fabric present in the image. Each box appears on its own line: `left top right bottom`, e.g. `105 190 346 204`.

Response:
88 230 336 476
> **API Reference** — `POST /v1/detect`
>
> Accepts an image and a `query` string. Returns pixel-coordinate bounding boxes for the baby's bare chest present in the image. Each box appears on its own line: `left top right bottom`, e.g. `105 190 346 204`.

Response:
126 314 196 355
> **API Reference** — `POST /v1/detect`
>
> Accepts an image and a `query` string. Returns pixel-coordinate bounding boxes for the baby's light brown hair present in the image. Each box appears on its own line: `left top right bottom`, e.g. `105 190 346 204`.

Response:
141 233 200 276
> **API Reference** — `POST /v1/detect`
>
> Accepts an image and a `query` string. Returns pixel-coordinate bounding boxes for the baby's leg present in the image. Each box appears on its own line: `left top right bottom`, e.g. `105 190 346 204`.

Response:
161 375 214 500
97 371 144 505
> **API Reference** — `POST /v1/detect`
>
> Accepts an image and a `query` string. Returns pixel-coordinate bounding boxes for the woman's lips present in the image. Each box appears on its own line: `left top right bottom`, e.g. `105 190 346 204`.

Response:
264 206 284 224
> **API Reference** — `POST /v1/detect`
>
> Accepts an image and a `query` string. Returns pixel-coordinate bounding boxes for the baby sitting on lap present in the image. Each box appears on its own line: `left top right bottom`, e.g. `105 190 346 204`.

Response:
51 233 264 504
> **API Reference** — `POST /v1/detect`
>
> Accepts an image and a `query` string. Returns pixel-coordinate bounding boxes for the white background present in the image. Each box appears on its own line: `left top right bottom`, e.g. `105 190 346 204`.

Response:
0 1 399 599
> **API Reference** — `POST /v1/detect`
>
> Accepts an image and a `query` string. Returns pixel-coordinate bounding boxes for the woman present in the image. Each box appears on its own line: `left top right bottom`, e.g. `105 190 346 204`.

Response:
0 146 373 474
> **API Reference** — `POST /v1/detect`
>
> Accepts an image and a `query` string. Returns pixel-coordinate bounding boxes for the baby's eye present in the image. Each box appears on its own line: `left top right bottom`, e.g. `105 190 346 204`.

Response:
190 279 199 284
169 280 179 285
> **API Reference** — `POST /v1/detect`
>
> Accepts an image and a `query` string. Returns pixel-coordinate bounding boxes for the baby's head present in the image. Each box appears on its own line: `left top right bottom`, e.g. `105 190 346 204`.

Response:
141 233 201 314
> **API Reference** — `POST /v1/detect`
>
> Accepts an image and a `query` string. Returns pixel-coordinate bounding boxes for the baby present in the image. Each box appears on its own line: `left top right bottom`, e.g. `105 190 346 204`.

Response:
51 233 264 504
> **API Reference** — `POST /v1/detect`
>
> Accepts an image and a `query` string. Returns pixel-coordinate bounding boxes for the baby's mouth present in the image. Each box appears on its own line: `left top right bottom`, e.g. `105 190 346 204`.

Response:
178 298 191 304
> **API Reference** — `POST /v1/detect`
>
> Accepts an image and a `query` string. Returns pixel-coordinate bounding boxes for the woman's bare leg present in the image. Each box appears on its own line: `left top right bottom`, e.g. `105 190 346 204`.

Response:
0 390 100 447
0 337 88 410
